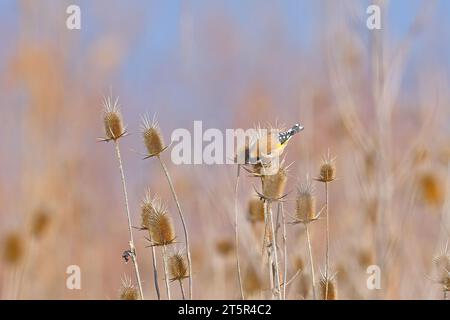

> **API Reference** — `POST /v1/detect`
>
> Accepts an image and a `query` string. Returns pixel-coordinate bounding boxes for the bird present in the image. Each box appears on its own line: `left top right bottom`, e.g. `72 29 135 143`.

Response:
236 123 304 171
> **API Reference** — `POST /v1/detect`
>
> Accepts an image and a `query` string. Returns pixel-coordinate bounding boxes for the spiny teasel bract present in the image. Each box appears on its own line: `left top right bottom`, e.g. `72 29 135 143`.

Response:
316 151 336 183
119 275 139 300
168 251 189 281
147 202 176 246
295 178 320 223
2 232 24 265
141 191 163 231
141 114 167 158
320 271 338 300
102 95 126 141
247 197 265 222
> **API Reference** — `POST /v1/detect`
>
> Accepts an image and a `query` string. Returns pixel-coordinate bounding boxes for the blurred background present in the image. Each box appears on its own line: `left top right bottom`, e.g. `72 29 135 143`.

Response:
0 0 449 299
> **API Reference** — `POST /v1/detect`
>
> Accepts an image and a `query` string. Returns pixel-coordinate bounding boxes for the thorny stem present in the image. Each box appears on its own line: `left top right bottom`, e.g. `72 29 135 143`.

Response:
324 182 330 300
179 280 186 300
305 223 317 300
234 165 245 300
114 141 144 300
158 155 193 299
267 201 282 300
150 243 161 300
161 245 171 300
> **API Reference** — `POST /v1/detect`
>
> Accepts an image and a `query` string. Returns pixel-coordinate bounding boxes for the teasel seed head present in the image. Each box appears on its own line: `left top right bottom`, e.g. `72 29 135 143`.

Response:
316 150 336 183
102 95 125 141
147 201 176 246
31 208 51 239
247 198 265 222
141 115 166 157
296 178 317 223
320 272 338 300
119 275 139 300
261 165 288 200
2 232 24 266
168 251 189 281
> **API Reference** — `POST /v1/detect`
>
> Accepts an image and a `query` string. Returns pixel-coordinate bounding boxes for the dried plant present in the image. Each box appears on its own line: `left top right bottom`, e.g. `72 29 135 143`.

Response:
120 275 139 300
141 191 162 300
316 150 336 300
168 251 189 299
100 95 144 299
141 115 193 299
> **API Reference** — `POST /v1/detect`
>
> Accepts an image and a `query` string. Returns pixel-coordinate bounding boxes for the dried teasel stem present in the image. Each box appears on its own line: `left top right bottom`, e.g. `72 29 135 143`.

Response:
161 244 171 300
157 155 193 299
280 202 288 300
234 165 245 300
264 200 281 300
142 115 193 299
114 142 144 300
316 151 336 300
324 181 330 300
304 222 317 300
179 280 186 300
101 96 144 299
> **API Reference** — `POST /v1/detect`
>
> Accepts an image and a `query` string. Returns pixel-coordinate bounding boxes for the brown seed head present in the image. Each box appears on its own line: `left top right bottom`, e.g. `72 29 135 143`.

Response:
247 198 265 222
317 151 336 182
103 95 125 141
148 203 176 246
142 115 166 156
296 179 316 222
168 252 188 281
119 276 139 300
3 232 24 265
262 166 288 200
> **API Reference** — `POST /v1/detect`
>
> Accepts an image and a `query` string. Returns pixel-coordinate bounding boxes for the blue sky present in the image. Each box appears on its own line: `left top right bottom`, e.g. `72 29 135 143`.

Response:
0 1 448 126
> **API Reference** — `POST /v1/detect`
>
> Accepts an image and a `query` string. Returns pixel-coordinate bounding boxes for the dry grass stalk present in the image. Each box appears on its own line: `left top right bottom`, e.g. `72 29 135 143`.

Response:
101 96 144 299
